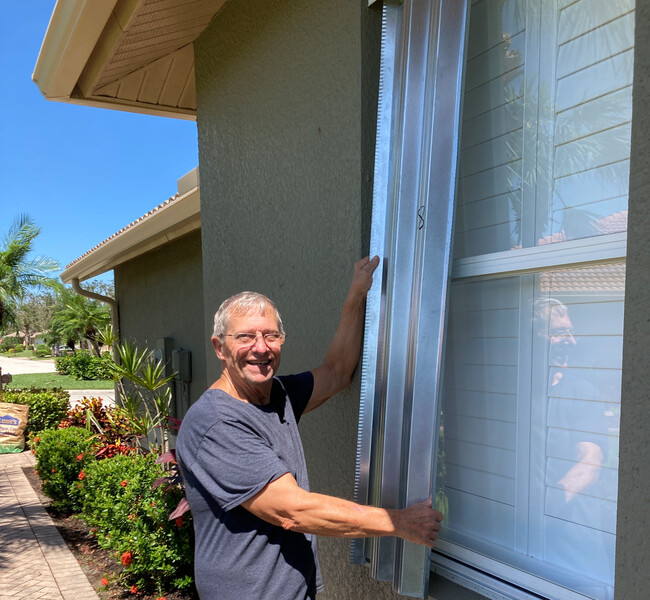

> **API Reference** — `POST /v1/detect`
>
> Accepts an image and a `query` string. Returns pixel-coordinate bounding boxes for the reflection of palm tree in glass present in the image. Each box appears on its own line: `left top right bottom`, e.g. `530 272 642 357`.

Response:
483 6 631 251
535 298 603 502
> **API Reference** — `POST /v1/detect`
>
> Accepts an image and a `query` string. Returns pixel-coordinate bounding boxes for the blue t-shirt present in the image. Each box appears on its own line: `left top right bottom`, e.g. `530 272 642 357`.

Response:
176 372 323 599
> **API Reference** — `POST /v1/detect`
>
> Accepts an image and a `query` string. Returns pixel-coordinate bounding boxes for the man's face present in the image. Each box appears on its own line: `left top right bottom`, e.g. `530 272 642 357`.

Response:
548 307 576 368
212 309 282 391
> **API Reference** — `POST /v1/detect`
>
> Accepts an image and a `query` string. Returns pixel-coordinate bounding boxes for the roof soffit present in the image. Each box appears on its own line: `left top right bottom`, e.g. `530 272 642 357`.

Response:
35 0 228 118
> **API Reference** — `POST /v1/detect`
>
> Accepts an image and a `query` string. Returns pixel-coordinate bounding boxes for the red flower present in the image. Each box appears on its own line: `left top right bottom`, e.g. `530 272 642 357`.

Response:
100 577 109 586
78 471 85 480
34 469 38 475
150 502 155 507
156 597 167 600
51 468 56 473
121 551 132 566
120 480 128 487
175 516 183 528
34 437 40 443
130 585 138 594
76 453 84 461
128 513 136 521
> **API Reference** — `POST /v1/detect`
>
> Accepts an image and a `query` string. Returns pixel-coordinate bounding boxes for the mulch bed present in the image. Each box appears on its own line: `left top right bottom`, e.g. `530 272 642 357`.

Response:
23 466 198 600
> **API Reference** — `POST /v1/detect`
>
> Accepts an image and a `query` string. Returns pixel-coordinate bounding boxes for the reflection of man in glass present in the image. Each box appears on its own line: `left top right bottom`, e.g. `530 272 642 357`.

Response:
535 299 603 502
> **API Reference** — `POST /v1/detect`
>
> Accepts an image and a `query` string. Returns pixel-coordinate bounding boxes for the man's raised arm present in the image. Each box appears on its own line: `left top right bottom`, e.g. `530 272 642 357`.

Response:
307 255 380 413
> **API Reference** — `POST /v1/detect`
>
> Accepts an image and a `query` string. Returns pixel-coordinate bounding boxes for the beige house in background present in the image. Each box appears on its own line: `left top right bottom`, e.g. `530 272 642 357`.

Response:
33 1 648 600
59 168 205 413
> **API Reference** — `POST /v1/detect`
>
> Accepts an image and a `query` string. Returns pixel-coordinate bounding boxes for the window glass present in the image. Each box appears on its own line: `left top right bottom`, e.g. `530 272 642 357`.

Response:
434 1 631 598
437 263 623 598
454 0 632 259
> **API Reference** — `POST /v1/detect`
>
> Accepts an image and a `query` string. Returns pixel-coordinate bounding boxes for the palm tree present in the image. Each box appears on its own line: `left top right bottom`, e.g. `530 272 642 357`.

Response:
0 215 59 330
50 287 111 355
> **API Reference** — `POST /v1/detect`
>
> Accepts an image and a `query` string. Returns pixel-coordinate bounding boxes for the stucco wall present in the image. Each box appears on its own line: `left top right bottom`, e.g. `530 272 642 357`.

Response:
193 1 415 598
114 229 206 413
615 1 650 598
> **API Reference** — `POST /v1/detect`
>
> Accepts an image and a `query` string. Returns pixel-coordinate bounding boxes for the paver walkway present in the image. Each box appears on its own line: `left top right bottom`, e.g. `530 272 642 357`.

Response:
0 451 100 600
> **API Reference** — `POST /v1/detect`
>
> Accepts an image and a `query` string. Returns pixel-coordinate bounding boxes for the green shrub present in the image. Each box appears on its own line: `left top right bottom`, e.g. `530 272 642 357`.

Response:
81 453 194 594
0 388 69 436
0 336 21 352
33 344 51 358
32 427 95 512
55 351 114 380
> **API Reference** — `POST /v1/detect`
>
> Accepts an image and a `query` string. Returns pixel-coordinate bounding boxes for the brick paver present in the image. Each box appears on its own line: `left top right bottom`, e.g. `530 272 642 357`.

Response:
0 452 99 600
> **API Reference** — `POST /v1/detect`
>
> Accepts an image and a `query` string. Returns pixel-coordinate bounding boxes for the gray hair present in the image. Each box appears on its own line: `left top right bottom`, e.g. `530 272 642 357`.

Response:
212 291 285 339
533 297 569 334
533 297 568 322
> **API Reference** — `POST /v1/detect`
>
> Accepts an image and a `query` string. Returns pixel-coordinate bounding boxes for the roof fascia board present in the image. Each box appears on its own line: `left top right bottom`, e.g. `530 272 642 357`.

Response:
61 186 200 283
65 213 201 281
33 0 119 99
62 94 197 120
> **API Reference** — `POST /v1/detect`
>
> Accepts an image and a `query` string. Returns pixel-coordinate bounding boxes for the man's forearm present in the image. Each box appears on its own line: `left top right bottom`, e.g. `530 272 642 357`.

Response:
243 473 443 548
308 256 380 408
321 292 366 382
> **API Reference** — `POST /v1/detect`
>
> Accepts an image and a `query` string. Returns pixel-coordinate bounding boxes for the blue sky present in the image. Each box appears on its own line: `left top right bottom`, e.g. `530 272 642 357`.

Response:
0 2 199 284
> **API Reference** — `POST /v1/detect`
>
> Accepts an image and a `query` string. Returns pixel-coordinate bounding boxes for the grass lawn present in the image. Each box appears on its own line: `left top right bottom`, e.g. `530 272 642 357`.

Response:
0 350 53 359
5 372 115 389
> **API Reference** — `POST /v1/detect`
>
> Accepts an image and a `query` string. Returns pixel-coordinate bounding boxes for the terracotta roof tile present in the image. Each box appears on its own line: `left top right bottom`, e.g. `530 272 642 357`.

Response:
64 193 180 270
540 262 625 294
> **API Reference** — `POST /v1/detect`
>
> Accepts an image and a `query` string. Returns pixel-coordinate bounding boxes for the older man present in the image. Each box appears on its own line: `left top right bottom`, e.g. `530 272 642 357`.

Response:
176 256 443 599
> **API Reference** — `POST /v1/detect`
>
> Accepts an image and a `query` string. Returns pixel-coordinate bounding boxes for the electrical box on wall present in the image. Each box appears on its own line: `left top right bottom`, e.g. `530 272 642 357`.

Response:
172 348 192 382
153 337 175 377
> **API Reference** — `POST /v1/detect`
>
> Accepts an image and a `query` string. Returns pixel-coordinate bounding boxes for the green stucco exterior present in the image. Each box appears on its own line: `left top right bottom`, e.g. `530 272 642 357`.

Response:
114 229 206 414
615 1 650 598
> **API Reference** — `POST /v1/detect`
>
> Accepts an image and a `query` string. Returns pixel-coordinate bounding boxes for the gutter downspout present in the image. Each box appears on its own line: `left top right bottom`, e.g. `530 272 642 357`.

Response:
71 277 120 341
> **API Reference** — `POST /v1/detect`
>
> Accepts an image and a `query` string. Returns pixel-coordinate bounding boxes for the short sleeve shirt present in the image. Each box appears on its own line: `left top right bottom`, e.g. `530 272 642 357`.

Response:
176 373 322 600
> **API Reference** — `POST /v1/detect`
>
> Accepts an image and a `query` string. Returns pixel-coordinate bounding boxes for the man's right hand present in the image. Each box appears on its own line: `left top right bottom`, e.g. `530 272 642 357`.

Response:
391 498 444 548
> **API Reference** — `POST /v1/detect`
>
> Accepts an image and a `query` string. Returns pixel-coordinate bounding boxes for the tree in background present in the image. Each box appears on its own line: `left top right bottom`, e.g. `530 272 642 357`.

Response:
0 215 59 331
50 285 112 355
13 291 58 347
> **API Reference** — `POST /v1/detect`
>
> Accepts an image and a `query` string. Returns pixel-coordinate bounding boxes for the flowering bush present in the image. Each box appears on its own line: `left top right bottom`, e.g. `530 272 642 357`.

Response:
81 453 194 594
32 426 94 512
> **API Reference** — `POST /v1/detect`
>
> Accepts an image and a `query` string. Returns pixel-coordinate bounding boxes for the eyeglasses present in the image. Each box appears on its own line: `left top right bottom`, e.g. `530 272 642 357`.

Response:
225 331 286 346
549 328 575 337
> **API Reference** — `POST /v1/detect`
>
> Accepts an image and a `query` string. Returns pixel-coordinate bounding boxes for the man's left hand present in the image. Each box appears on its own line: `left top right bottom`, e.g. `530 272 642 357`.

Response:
349 255 380 299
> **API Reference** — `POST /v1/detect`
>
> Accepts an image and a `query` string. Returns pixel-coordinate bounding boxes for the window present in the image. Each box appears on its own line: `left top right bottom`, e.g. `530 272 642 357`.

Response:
354 1 631 599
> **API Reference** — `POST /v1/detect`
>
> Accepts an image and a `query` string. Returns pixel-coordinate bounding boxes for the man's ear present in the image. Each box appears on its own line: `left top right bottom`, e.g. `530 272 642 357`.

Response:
212 336 226 360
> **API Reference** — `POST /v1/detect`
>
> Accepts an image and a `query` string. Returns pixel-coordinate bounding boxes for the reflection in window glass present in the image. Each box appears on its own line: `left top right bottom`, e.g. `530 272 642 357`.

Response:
454 0 632 259
437 262 624 599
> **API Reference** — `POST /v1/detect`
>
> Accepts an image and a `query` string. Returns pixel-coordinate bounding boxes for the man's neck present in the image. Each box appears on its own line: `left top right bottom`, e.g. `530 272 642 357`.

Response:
210 373 273 405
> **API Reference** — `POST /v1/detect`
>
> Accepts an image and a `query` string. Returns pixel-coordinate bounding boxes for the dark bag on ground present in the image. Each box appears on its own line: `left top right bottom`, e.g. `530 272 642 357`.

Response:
0 402 29 453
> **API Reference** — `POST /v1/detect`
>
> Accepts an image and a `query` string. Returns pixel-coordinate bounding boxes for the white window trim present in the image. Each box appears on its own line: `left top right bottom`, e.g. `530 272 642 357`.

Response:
431 550 598 600
452 232 627 279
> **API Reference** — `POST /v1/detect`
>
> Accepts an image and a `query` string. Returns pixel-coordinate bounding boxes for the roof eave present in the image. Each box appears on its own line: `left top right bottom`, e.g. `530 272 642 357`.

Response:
56 94 197 121
32 0 119 101
60 180 201 283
